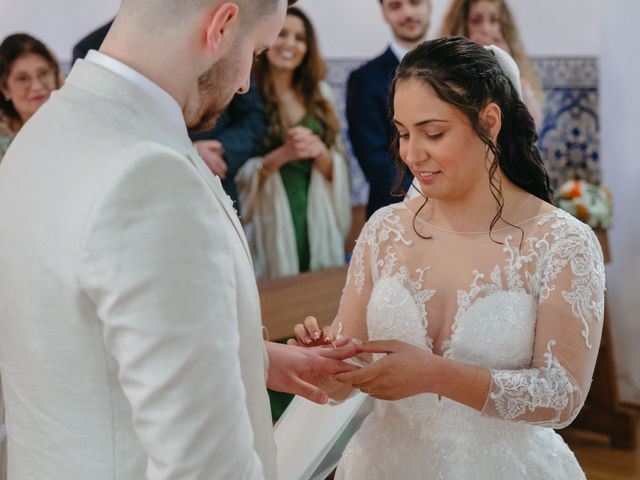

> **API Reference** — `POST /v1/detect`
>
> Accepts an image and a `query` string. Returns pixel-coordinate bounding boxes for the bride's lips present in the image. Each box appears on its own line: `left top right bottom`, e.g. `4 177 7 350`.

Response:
415 171 441 184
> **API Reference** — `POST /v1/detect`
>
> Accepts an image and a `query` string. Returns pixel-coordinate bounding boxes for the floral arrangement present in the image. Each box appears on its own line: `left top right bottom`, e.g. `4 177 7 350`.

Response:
554 180 613 229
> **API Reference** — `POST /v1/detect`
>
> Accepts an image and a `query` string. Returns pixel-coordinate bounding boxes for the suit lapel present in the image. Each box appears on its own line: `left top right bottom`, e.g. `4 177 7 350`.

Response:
185 147 253 263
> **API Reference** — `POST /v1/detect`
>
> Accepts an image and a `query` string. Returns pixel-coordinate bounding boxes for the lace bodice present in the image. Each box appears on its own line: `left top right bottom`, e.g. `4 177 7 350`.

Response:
335 201 605 428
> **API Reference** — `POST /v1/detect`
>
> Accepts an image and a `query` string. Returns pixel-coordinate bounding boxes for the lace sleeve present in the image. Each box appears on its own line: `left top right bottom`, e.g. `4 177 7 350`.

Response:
481 218 605 428
332 211 382 341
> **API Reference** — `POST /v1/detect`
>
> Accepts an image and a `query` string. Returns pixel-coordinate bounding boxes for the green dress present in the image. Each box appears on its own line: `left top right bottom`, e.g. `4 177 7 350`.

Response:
278 115 324 273
268 115 325 421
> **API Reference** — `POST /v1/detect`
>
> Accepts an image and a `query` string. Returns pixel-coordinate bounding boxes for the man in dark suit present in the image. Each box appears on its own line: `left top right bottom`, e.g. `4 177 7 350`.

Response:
72 20 114 64
72 20 266 208
190 86 266 205
347 0 431 218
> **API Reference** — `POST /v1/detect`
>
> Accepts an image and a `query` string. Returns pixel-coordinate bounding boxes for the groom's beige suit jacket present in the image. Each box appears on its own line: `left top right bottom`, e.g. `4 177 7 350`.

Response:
0 60 276 479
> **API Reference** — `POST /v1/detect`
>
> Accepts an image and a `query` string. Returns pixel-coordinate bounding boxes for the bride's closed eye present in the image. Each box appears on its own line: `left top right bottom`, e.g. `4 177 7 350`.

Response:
425 131 444 140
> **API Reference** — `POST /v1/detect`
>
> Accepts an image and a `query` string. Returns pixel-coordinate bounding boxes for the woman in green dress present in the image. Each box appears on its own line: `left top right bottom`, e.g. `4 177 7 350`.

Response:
235 6 352 422
236 6 351 281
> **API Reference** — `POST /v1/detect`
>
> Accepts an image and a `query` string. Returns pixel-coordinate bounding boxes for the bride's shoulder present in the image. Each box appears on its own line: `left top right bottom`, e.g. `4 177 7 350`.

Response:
366 201 412 226
528 202 599 247
358 202 413 239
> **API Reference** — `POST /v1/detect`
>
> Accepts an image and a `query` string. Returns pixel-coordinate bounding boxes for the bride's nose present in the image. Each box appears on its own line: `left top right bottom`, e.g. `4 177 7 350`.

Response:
404 138 429 166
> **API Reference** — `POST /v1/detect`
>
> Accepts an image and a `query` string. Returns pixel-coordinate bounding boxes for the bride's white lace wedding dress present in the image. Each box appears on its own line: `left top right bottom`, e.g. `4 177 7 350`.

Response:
332 201 605 479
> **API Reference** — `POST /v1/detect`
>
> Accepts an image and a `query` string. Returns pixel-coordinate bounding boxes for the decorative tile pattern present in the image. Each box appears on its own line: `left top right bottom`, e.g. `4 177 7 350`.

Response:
534 57 600 190
326 56 600 203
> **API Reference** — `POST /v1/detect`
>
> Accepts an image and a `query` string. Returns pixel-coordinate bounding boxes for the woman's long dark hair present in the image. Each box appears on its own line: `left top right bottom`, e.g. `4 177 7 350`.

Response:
0 33 61 132
390 37 551 240
254 7 341 153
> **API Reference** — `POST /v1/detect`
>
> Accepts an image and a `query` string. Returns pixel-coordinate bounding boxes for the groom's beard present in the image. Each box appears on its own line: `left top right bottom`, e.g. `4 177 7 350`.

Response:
187 57 239 133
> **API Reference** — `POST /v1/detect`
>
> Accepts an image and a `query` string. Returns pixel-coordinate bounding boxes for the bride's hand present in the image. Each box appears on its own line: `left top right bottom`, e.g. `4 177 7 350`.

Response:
334 339 443 401
287 316 345 347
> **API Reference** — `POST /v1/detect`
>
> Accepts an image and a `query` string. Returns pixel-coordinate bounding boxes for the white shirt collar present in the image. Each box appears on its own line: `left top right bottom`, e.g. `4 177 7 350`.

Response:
85 50 185 131
389 39 410 62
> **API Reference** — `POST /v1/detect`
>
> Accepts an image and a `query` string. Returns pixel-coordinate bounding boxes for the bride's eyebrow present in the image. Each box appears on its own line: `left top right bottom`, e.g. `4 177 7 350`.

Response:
393 118 449 127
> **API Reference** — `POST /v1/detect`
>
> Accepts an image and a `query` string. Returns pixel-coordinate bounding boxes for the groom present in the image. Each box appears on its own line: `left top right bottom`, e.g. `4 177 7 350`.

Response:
0 0 360 479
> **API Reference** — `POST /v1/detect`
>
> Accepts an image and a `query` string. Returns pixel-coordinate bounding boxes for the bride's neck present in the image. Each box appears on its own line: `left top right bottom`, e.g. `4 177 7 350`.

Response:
421 177 533 233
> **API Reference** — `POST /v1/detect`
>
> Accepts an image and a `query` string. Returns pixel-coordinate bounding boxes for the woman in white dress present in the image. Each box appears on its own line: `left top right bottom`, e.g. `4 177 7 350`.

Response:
291 37 604 479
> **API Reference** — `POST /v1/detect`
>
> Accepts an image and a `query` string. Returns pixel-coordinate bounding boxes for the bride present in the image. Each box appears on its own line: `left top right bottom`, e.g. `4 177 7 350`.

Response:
289 37 605 479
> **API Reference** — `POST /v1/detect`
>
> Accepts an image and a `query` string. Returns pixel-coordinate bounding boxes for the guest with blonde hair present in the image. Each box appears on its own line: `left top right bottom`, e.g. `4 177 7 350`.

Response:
236 6 351 280
440 0 544 129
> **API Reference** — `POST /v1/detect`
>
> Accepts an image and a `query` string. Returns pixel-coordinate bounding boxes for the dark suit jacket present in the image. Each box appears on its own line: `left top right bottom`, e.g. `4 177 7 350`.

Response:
346 47 412 218
72 21 113 64
189 84 267 205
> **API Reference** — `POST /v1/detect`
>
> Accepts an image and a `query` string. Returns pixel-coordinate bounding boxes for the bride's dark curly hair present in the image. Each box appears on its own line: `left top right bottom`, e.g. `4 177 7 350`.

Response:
389 36 551 240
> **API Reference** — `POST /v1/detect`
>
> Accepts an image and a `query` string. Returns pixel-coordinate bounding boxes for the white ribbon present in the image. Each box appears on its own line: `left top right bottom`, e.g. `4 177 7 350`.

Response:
484 44 523 100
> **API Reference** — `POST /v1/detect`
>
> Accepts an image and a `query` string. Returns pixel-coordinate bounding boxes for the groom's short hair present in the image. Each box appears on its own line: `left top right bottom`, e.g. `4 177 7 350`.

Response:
118 0 297 29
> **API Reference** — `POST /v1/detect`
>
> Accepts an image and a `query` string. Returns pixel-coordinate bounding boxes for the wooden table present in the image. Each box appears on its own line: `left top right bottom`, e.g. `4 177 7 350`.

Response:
258 266 348 342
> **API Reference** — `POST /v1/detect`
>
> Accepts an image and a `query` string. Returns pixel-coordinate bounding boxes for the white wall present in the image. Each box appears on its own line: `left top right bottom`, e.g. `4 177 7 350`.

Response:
0 0 119 64
600 0 640 406
298 0 599 58
1 0 599 63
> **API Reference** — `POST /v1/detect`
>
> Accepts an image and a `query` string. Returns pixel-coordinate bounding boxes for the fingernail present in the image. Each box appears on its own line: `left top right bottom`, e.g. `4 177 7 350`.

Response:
352 338 363 345
304 337 312 344
311 331 321 340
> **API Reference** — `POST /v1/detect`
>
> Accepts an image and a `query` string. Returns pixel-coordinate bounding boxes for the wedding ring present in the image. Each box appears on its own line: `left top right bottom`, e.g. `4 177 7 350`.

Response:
366 387 371 395
331 341 338 349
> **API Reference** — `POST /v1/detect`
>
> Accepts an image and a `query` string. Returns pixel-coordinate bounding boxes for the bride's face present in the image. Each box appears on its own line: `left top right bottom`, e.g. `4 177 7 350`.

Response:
393 78 499 201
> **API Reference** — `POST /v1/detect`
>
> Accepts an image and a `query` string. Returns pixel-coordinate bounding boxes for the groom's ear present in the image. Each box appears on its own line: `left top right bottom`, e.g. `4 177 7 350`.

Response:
203 2 240 60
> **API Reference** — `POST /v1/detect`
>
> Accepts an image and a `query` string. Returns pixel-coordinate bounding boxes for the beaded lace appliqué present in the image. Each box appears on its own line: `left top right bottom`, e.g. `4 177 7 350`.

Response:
350 206 435 342
349 205 411 295
489 340 577 423
485 210 605 424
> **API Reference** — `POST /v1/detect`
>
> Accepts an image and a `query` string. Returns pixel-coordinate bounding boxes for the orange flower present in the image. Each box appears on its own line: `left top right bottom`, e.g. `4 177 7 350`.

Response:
575 204 589 221
560 180 582 199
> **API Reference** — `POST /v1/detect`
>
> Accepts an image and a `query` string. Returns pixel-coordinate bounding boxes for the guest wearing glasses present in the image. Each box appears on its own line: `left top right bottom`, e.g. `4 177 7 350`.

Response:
0 33 62 163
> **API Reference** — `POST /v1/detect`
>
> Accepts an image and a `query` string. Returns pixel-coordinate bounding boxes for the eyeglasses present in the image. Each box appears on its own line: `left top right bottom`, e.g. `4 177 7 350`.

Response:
8 67 57 92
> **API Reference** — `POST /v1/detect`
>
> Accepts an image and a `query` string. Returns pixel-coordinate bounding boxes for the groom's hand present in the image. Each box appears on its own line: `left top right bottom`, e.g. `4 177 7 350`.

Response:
265 341 362 404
